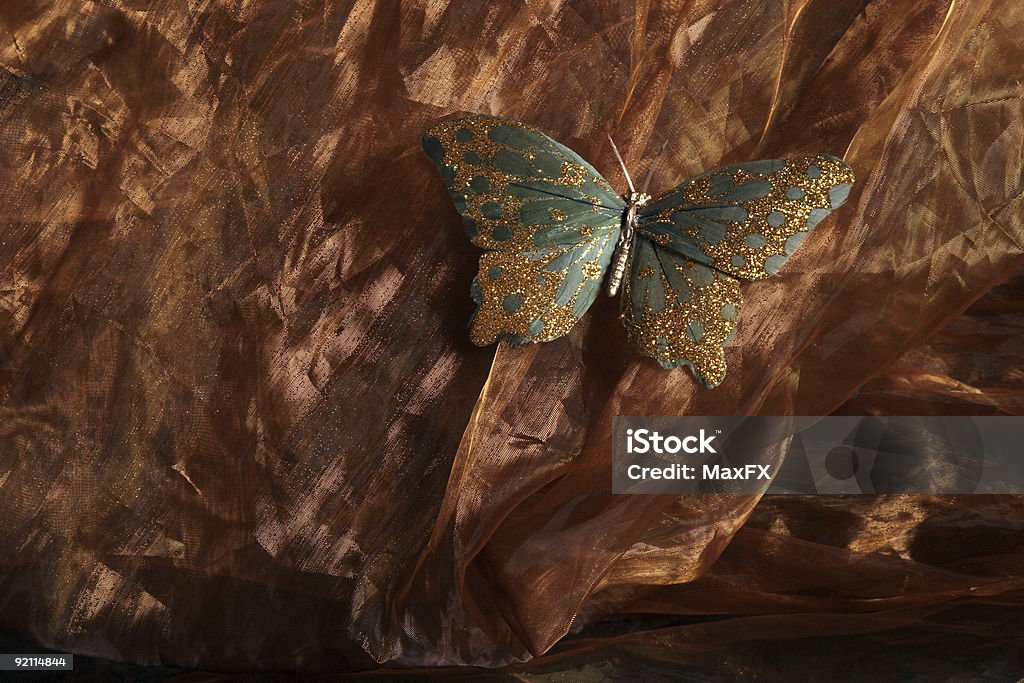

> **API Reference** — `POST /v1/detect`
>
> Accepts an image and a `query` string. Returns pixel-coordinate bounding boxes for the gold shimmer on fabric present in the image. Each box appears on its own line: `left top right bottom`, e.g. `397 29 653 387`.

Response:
1 0 1023 676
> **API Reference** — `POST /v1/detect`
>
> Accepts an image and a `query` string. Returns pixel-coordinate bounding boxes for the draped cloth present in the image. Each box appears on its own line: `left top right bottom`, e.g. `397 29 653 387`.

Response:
1 0 1023 676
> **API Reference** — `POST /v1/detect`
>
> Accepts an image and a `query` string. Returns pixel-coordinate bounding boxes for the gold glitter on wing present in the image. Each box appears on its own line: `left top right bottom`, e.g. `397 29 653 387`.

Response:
426 116 622 253
620 253 742 388
471 233 615 345
644 154 855 281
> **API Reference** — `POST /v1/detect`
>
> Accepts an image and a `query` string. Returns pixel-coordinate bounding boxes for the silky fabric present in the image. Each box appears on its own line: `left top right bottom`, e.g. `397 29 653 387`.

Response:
1 0 1022 677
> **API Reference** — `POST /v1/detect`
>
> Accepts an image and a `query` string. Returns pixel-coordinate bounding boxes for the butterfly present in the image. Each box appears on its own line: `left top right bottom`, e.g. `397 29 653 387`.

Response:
422 115 854 388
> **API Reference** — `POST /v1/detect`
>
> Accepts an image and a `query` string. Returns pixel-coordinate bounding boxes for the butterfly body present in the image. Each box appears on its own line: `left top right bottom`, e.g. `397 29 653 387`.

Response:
422 115 854 387
606 191 650 297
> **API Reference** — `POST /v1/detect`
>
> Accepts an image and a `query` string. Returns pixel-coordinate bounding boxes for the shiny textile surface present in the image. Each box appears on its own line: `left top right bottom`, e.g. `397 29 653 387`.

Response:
1 0 1023 676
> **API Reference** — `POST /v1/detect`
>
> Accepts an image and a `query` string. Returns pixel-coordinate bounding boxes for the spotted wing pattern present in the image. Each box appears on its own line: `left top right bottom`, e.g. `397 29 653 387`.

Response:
423 115 624 344
623 155 855 385
636 155 854 279
471 235 617 345
620 237 742 387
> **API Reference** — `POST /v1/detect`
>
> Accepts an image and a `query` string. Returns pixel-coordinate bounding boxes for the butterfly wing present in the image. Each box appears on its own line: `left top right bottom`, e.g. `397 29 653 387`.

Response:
619 237 743 387
423 115 625 345
637 155 855 278
622 154 855 386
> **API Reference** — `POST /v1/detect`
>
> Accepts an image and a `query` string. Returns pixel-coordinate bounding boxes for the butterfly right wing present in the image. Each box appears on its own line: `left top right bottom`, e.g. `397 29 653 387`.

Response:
636 155 854 279
619 236 742 387
423 115 625 345
622 154 854 386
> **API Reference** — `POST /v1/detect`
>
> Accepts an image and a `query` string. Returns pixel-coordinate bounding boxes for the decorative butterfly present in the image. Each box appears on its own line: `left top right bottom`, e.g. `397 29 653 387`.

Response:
422 115 854 388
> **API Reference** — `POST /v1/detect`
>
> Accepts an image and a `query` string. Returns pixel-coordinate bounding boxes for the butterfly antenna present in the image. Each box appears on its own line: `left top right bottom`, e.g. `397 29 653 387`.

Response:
607 133 636 194
641 140 669 195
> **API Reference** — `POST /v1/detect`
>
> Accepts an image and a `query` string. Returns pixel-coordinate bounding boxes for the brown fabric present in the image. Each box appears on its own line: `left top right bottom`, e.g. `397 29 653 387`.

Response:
1 0 1023 675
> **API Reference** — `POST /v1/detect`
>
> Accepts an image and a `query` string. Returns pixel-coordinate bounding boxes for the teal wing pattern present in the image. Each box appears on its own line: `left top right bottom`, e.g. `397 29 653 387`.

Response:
423 115 624 345
636 155 855 279
623 154 855 386
620 236 743 387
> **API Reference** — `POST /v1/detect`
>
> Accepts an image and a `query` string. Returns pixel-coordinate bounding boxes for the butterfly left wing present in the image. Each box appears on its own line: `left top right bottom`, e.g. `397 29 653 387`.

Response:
423 115 625 346
622 154 855 386
469 235 618 345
